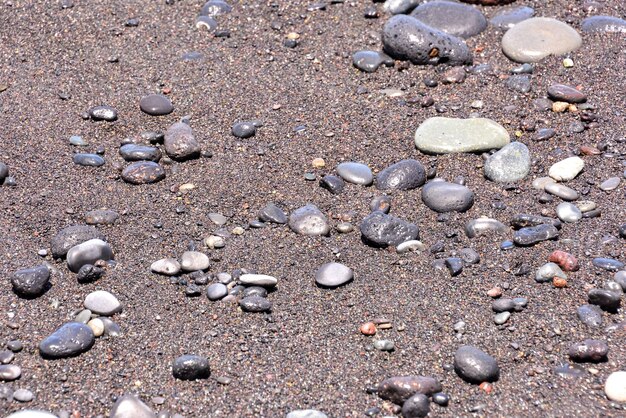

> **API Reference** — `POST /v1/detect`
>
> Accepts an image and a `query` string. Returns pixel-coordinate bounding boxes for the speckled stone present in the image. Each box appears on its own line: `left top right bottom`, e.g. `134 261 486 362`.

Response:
288 204 330 236
483 142 531 182
582 16 626 33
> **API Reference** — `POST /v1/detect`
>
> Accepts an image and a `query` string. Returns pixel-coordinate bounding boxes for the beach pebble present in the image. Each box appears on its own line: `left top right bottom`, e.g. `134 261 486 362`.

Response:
501 18 582 63
164 122 200 161
180 251 209 272
376 375 442 405
258 203 287 224
415 117 509 154
556 202 582 223
383 0 419 15
484 142 530 183
200 0 232 17
173 355 210 380
376 159 426 190
119 144 162 162
206 283 228 301
0 364 21 381
336 162 373 186
239 296 272 313
39 323 95 359
490 6 534 30
421 180 474 213
73 153 105 167
232 121 256 138
588 289 620 312
84 290 122 316
319 175 345 195
568 340 608 363
547 84 587 103
13 388 34 402
544 183 579 201
382 15 472 66
110 394 156 418
315 262 353 288
5 412 58 418
549 157 584 182
85 209 119 225
89 105 118 121
454 346 499 383
286 411 328 418
409 1 487 39
140 94 173 116
582 16 626 33
592 258 625 272
397 240 426 254
535 262 566 283
599 177 620 191
577 304 603 327
465 218 508 238
288 205 330 236
151 258 181 276
352 50 393 73
239 274 277 287
360 211 419 247
122 161 165 184
66 239 113 273
604 371 626 402
11 265 50 298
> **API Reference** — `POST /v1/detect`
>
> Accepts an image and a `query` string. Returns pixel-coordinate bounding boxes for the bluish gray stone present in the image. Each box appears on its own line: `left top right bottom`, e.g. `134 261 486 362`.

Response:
376 159 426 191
505 74 532 93
259 203 287 224
39 322 95 359
336 162 373 186
288 204 330 236
360 211 419 247
513 224 559 246
592 258 625 272
582 16 626 33
352 51 394 73
119 144 162 162
410 1 487 39
73 154 105 167
454 345 499 383
232 121 256 138
465 218 508 238
11 265 50 298
577 304 603 327
239 296 272 313
490 6 534 30
402 393 430 418
421 180 474 213
201 0 232 17
382 15 472 66
139 94 173 116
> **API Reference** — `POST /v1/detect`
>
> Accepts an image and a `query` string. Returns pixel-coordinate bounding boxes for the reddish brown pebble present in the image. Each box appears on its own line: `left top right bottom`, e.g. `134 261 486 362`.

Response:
553 277 568 288
360 322 376 336
487 287 502 298
580 145 601 155
549 250 579 272
479 382 494 394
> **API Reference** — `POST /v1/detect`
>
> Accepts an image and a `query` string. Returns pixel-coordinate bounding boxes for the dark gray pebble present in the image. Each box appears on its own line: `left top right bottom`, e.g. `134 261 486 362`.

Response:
510 214 561 229
73 154 105 167
577 304 603 327
258 203 287 224
376 375 442 405
89 105 118 121
370 195 391 214
352 50 394 73
206 283 228 301
445 258 463 276
592 258 624 272
140 94 174 116
360 211 419 247
122 162 166 185
422 180 474 213
239 295 272 313
242 286 268 298
77 264 104 283
11 265 50 298
454 345 499 383
568 339 608 363
376 159 426 191
320 175 345 194
534 128 556 141
401 393 430 418
119 144 162 162
490 6 534 30
85 209 119 225
232 121 257 138
588 289 620 312
39 322 95 359
51 225 105 259
505 74 531 93
172 355 210 380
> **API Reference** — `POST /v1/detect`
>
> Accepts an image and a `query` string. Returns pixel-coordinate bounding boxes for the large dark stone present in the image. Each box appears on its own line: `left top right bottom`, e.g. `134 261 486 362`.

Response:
360 211 419 247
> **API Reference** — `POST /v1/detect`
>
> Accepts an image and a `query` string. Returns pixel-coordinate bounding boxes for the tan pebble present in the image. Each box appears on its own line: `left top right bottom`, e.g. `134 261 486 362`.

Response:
312 158 326 168
552 102 569 113
487 287 502 298
553 277 568 288
232 227 245 235
360 322 376 336
287 32 300 40
87 318 105 337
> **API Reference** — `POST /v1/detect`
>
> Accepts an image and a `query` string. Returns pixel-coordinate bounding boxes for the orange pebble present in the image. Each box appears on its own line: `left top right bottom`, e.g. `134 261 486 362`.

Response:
360 322 376 336
553 277 568 288
479 382 493 394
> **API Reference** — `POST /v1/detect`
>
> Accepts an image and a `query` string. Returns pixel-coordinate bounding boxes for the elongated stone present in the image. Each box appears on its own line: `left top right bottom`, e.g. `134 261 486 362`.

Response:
513 224 559 246
415 117 509 154
465 218 508 238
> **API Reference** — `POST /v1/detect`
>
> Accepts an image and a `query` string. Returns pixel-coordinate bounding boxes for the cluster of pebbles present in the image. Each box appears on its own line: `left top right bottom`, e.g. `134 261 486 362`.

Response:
2 0 626 417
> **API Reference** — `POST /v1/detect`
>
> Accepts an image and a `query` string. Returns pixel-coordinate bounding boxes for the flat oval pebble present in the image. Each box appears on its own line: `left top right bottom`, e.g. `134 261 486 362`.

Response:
549 157 584 181
599 177 620 191
288 204 330 236
206 283 228 301
582 16 626 33
73 153 105 167
383 0 420 15
454 345 499 383
122 161 165 184
13 388 34 402
258 203 287 224
501 18 582 63
164 122 200 161
84 290 122 316
556 202 582 223
547 84 587 103
532 176 555 190
231 121 256 138
39 322 95 359
577 304 603 327
490 6 534 30
11 264 50 298
511 213 561 229
89 105 118 121
140 94 173 116
376 159 426 190
87 318 104 337
592 258 625 272
0 364 21 381
151 258 181 276
513 224 559 246
85 209 119 225
421 180 474 212
568 339 608 363
172 355 210 380
352 50 393 73
465 218 508 238
396 240 426 254
336 162 373 186
315 262 353 288
544 183 579 201
239 274 277 287
381 15 472 66
605 371 626 402
66 238 113 273
415 117 509 154
319 175 345 195
377 375 442 405
110 394 156 418
119 144 162 162
484 142 530 182
360 211 419 247
180 251 209 272
410 1 486 39
239 295 272 313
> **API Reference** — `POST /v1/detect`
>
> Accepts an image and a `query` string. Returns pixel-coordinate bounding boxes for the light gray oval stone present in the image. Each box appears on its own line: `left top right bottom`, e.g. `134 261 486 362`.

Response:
484 142 530 183
582 16 626 33
286 410 328 418
66 239 113 273
207 283 228 301
315 262 353 288
84 290 122 316
549 157 584 181
599 177 620 191
336 162 373 186
545 183 579 201
6 412 58 418
410 1 487 39
415 117 510 154
240 274 278 287
150 258 181 276
421 180 474 212
465 218 508 238
180 251 209 272
110 394 156 418
490 6 535 30
556 202 582 223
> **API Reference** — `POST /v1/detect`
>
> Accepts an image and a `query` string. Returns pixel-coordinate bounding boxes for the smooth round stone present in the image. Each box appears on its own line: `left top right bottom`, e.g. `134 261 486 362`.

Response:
196 15 217 32
492 298 515 313
410 1 487 39
532 176 555 190
549 157 584 182
458 248 480 265
582 16 626 33
89 105 118 121
336 222 353 233
6 411 58 418
286 411 328 418
320 175 345 194
576 201 596 213
151 258 181 276
84 290 122 316
13 389 34 402
258 203 287 224
39 322 95 359
315 262 353 288
200 0 232 17
556 202 582 223
376 159 426 190
568 339 608 363
180 251 209 272
432 392 449 406
239 295 272 313
84 209 119 225
593 258 625 272
415 117 510 154
231 121 256 138
535 262 566 283
87 318 104 337
74 309 92 324
0 351 14 364
383 0 419 15
382 15 472 66
69 135 87 146
110 394 156 418
547 84 587 103
490 6 534 30
239 274 277 288
484 142 530 182
577 304 603 327
599 177 620 191
513 224 559 246
605 371 626 402
0 364 21 381
208 213 228 225
140 94 173 116
336 162 373 186
164 122 200 161
122 161 165 184
119 144 162 162
401 393 430 418
352 50 393 73
396 240 426 254
73 153 105 167
66 239 113 273
360 211 419 247
288 204 330 236
544 183 579 201
421 180 474 212
445 258 463 276
494 312 510 325
51 225 105 259
205 235 225 249
373 340 395 351
501 18 582 63
172 355 210 380
11 264 50 298
465 218 508 238
588 289 621 312
377 376 442 405
454 346 499 383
